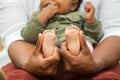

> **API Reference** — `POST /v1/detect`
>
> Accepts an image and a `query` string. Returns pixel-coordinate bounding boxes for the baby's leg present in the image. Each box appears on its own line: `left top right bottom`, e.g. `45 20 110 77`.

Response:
42 30 56 58
65 26 80 56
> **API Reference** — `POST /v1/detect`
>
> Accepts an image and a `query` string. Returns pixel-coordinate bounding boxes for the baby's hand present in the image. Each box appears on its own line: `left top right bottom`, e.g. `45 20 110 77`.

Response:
38 1 58 24
42 3 58 19
84 1 96 24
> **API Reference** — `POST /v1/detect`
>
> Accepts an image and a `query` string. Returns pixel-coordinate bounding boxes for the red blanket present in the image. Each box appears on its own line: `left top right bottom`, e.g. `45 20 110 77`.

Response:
2 63 120 80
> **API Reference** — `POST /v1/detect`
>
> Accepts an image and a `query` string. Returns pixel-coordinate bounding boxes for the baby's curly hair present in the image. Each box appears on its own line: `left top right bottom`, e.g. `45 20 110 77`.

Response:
75 0 82 11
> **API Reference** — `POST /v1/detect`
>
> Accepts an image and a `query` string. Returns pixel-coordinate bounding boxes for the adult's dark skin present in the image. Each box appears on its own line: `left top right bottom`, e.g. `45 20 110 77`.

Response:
9 31 120 76
60 31 120 75
8 31 120 76
8 34 60 76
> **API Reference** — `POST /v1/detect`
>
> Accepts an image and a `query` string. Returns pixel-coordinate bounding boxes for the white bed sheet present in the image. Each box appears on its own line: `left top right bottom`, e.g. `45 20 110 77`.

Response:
0 49 11 67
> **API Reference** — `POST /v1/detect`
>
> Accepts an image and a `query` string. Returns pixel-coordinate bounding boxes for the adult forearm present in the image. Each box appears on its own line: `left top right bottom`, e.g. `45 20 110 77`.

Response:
8 40 35 69
93 36 120 72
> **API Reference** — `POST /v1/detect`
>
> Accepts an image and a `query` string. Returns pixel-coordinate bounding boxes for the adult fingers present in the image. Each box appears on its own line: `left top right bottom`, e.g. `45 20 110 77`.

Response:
79 31 90 55
44 47 60 75
46 62 59 75
59 42 75 64
52 47 60 61
35 33 43 55
42 47 60 68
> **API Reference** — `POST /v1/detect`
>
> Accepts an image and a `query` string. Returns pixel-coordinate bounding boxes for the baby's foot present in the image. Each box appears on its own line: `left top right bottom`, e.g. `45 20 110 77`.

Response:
65 26 80 56
42 30 56 58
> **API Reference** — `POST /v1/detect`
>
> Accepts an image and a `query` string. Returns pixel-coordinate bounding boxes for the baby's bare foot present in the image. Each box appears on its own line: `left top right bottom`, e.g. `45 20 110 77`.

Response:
42 30 56 57
65 26 80 56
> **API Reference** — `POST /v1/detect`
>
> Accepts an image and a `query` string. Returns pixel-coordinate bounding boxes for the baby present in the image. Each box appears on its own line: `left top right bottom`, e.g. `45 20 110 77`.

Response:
21 0 103 57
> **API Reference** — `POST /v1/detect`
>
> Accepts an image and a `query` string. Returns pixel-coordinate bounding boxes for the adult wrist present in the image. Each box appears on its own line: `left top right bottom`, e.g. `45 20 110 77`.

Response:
92 56 104 74
81 56 104 75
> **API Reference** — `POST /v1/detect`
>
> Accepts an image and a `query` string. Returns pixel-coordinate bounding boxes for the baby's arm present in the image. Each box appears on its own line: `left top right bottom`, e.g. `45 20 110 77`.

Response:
84 20 103 42
21 12 46 43
21 3 58 43
84 1 103 43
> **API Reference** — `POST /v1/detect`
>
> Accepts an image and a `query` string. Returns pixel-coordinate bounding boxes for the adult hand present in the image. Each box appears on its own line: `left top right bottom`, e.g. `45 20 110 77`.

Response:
60 31 98 75
23 34 60 76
